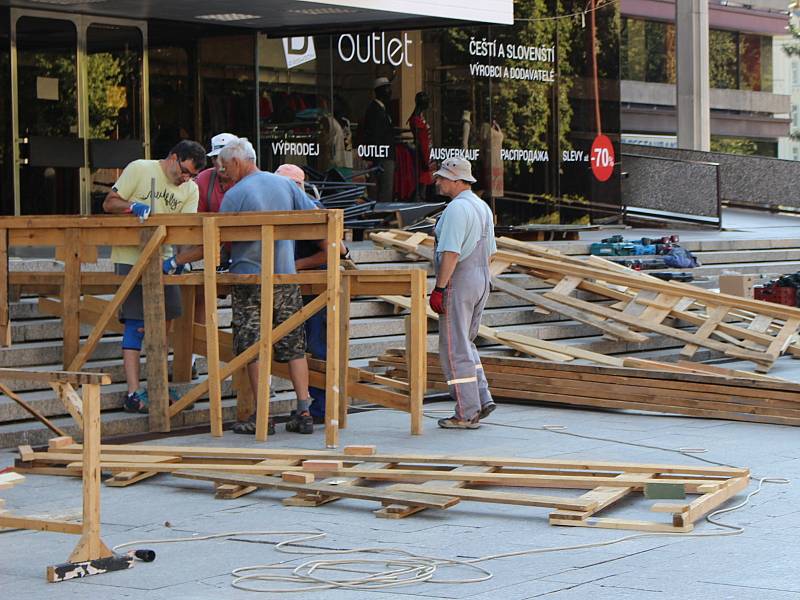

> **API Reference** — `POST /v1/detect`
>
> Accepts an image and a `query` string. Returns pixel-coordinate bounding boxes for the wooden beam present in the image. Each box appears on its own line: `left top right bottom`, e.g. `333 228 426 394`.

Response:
0 382 67 436
0 228 10 347
202 219 223 437
62 228 82 369
324 211 343 448
256 225 275 442
68 225 166 371
141 228 170 434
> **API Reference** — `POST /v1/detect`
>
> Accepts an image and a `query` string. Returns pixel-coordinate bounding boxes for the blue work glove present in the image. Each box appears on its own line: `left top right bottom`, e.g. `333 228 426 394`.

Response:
162 256 185 275
127 202 151 222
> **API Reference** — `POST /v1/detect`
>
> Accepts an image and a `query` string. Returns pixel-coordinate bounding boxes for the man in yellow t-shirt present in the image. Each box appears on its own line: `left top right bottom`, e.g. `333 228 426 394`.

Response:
102 140 206 413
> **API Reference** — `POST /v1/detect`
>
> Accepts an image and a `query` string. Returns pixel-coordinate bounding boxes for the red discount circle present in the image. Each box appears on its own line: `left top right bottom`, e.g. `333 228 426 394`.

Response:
590 134 615 182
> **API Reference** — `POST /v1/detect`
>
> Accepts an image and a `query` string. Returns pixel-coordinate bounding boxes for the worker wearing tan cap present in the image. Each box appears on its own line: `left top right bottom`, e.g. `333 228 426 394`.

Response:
430 157 497 429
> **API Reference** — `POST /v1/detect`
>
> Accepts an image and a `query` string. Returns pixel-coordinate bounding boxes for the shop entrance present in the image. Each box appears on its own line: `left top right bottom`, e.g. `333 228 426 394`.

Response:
10 9 148 215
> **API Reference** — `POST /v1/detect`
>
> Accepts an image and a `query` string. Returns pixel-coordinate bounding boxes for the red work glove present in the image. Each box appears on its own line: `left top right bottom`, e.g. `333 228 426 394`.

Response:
429 286 446 314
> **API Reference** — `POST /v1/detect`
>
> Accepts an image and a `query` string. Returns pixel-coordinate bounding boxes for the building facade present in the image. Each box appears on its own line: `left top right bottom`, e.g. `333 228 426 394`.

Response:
620 0 790 157
0 0 621 225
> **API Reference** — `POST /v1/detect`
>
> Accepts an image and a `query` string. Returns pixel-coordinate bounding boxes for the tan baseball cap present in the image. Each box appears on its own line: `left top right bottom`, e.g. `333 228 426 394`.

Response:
432 157 476 183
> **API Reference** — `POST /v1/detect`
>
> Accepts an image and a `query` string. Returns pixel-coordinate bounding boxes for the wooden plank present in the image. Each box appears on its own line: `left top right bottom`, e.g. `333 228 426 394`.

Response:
0 369 110 386
256 225 275 442
75 462 721 492
0 382 67 436
58 444 747 476
389 485 598 510
283 462 393 507
50 382 84 429
68 225 166 371
408 268 427 435
680 305 731 358
491 277 648 343
202 219 223 437
337 274 352 430
172 470 460 509
0 515 83 534
545 291 773 367
170 285 196 383
0 228 10 347
375 465 495 519
324 211 343 448
672 476 750 528
141 228 170 434
0 472 26 489
62 228 82 369
494 331 624 367
69 383 113 563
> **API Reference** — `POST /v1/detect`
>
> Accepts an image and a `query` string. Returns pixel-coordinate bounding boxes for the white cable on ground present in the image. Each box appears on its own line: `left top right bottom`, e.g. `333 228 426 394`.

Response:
110 404 789 592
112 475 788 593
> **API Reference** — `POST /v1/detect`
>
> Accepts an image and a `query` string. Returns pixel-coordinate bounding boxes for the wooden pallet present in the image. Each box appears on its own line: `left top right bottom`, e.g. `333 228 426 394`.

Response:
376 350 800 427
370 229 800 373
21 442 750 533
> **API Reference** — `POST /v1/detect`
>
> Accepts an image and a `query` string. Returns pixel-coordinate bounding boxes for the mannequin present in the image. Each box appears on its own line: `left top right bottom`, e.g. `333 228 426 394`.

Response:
407 91 433 200
363 77 396 201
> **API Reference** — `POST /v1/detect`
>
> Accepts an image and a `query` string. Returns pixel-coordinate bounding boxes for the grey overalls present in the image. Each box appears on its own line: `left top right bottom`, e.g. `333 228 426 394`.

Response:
435 194 494 421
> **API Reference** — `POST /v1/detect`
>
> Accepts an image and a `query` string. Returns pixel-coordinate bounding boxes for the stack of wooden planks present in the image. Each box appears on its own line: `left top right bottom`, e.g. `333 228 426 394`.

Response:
371 230 800 373
373 350 800 427
15 442 750 533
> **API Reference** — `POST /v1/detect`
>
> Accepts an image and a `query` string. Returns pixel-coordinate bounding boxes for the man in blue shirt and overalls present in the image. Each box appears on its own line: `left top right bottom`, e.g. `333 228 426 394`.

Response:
429 157 497 429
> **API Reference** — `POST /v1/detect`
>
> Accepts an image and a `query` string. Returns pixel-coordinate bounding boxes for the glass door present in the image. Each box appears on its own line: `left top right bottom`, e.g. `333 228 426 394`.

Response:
12 15 81 215
11 9 148 215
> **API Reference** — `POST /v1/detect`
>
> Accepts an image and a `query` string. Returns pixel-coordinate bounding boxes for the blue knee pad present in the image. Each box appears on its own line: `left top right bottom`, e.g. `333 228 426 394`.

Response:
122 319 145 351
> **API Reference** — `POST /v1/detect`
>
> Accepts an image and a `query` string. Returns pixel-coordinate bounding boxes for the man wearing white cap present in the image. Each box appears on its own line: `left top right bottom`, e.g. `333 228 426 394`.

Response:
429 157 497 429
362 77 395 201
196 132 239 213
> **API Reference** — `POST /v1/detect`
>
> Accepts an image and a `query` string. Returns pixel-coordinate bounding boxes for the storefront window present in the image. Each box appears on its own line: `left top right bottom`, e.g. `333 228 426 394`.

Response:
0 8 11 215
255 0 620 225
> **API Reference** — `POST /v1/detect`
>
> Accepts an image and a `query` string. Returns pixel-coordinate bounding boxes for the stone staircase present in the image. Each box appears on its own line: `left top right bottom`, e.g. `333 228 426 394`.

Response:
2 235 799 449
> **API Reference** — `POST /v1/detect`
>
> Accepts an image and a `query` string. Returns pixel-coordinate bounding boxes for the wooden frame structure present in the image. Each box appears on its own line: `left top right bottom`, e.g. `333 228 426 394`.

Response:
1 213 427 447
371 229 800 373
20 443 751 533
0 369 133 582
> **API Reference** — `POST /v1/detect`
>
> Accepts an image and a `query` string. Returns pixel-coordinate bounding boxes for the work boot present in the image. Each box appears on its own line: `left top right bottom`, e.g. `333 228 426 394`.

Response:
478 402 496 420
437 415 479 430
285 410 314 434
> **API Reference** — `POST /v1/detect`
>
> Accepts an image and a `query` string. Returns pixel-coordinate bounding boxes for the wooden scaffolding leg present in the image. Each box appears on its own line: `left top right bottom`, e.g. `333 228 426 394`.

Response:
141 228 170 434
256 225 275 442
337 275 351 430
202 219 223 437
408 268 426 435
234 367 254 422
0 228 10 347
324 212 342 448
47 382 131 582
67 384 112 563
62 228 81 369
170 285 196 383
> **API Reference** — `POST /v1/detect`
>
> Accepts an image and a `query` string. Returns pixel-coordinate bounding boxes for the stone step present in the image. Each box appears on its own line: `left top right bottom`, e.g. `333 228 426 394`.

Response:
0 392 300 449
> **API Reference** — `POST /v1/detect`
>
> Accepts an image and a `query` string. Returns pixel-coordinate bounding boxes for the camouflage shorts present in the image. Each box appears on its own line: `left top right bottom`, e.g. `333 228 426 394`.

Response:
231 283 307 363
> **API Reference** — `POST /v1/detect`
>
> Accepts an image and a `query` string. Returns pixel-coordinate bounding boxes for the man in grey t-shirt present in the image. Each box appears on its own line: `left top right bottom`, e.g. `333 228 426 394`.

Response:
218 138 319 436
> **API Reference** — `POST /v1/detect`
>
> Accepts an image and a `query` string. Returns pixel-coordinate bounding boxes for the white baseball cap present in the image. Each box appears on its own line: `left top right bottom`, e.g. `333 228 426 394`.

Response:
373 77 391 90
432 157 476 183
207 132 238 157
